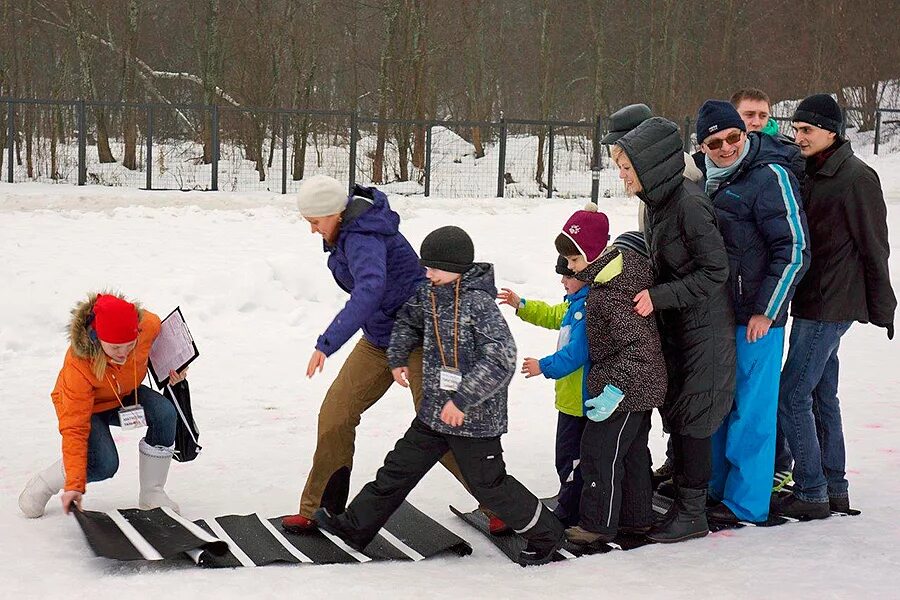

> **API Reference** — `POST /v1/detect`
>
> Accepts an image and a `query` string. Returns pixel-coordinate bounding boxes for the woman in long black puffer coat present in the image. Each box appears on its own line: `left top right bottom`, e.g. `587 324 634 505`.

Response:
613 117 736 543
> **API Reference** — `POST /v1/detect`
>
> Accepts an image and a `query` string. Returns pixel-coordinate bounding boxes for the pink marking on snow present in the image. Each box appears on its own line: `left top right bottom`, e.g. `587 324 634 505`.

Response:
863 423 884 429
710 529 736 538
880 448 896 454
847 469 861 475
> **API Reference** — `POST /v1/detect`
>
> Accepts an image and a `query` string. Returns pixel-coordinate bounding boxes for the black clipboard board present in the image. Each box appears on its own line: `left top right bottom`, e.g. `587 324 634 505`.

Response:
148 306 199 388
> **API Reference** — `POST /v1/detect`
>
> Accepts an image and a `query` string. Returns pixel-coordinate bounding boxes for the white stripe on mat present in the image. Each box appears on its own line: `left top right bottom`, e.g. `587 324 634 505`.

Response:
160 507 222 544
106 510 164 561
378 529 426 561
318 529 372 563
557 548 577 560
205 517 256 567
255 515 313 563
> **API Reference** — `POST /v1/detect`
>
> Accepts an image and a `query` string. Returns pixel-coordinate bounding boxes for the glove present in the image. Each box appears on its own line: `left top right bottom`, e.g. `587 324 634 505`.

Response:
875 322 894 340
585 384 625 422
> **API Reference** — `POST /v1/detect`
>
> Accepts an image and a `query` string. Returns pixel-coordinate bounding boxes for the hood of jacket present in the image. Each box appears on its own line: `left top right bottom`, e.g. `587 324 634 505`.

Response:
337 185 400 239
68 292 145 361
617 117 686 209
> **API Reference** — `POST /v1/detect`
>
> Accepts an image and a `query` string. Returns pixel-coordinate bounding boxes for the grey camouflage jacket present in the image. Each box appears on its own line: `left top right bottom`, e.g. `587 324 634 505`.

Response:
387 263 516 438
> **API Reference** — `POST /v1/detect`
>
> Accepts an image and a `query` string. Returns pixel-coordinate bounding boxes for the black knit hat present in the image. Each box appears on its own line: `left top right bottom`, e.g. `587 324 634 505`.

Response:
555 255 575 277
612 231 650 259
601 104 653 144
696 99 746 143
420 226 475 274
792 93 842 134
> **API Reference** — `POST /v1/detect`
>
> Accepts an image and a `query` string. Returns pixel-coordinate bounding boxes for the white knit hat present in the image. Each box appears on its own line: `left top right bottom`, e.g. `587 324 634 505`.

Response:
296 175 349 218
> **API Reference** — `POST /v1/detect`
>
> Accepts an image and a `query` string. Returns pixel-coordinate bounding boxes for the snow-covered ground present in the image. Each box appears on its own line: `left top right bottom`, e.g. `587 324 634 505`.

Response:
2 155 899 599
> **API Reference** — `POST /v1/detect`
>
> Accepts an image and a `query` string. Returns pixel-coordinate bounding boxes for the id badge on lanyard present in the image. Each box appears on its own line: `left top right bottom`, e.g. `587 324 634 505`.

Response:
431 284 463 393
439 367 462 391
119 405 147 430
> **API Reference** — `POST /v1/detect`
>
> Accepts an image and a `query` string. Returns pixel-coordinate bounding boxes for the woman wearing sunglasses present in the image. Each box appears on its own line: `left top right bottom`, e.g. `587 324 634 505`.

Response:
612 117 736 544
19 293 186 517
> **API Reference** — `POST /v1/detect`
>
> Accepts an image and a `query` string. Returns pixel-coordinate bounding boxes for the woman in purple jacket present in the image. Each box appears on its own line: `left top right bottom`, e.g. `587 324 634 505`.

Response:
282 175 466 532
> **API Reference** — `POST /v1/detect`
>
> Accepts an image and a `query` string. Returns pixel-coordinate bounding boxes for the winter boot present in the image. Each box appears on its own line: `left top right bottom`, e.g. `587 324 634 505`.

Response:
773 494 829 520
564 525 615 546
18 460 65 518
479 507 510 534
138 439 180 512
706 502 740 525
282 514 316 533
646 487 709 543
829 496 851 514
651 458 674 490
313 508 369 552
516 505 565 567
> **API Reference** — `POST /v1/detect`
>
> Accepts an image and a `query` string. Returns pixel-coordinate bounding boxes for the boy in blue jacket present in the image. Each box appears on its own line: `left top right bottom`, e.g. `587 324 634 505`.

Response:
498 255 589 527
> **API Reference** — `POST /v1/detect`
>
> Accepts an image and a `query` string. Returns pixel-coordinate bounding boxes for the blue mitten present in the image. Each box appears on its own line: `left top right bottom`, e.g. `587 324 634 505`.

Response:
585 384 625 422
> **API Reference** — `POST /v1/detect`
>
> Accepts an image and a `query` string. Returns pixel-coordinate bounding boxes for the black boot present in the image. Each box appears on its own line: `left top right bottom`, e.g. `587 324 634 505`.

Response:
773 495 830 520
516 506 565 567
312 508 370 552
829 496 850 514
651 458 674 490
707 502 740 525
646 487 709 543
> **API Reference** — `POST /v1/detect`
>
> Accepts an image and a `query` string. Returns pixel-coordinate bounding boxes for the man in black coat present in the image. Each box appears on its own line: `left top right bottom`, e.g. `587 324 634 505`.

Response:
775 94 897 520
613 117 736 543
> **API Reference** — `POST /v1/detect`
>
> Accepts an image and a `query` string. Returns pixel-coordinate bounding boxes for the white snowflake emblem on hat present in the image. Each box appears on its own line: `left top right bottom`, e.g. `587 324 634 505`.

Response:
569 225 581 235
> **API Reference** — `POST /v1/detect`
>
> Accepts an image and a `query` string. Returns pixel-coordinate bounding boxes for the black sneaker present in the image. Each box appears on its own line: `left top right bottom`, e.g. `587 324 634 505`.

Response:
517 539 562 567
773 495 830 520
829 496 851 514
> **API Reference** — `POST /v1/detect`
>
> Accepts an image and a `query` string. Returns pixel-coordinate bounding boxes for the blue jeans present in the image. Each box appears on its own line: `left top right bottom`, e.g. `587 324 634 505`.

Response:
86 385 177 483
710 326 784 521
778 318 852 503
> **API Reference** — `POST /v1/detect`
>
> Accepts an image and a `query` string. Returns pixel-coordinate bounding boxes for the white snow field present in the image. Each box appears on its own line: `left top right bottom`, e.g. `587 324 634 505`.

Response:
1 156 899 599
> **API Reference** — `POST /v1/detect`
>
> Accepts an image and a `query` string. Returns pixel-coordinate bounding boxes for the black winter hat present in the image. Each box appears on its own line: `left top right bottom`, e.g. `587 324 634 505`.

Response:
601 104 653 144
555 255 575 277
696 99 746 143
792 93 842 134
612 231 650 259
420 226 475 274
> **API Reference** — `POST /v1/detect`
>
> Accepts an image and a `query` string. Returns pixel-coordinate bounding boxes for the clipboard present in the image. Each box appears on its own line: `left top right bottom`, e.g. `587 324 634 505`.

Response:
148 306 200 388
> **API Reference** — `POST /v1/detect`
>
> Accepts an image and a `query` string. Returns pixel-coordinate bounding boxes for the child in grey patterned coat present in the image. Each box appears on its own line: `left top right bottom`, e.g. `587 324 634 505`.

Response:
314 226 565 566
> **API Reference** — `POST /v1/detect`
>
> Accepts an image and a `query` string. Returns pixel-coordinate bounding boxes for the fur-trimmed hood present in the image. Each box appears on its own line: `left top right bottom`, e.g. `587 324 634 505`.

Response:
68 291 145 359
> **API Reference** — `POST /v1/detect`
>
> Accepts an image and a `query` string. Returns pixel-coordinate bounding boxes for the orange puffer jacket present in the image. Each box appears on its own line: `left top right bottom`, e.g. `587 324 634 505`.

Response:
50 293 161 492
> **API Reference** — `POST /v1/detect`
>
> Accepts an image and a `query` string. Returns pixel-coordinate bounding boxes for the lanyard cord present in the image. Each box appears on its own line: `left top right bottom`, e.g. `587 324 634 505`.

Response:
104 334 139 409
430 280 460 370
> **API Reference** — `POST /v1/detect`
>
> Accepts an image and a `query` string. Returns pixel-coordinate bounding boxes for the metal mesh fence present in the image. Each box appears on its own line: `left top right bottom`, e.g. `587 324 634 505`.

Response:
148 105 212 190
11 101 79 184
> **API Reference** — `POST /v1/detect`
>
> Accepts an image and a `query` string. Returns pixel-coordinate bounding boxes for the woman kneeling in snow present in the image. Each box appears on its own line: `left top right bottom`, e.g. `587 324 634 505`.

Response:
19 293 186 517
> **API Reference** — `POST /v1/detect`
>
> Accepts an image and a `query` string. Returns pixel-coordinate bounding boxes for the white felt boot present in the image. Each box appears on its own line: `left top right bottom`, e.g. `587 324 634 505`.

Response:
19 460 65 518
138 439 180 513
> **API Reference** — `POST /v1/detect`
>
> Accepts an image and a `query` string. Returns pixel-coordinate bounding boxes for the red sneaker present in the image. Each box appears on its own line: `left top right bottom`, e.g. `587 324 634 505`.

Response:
488 514 510 535
282 514 316 532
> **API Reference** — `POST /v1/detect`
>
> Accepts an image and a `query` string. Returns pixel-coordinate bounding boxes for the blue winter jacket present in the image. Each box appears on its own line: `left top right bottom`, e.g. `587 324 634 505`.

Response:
316 185 426 356
710 132 811 327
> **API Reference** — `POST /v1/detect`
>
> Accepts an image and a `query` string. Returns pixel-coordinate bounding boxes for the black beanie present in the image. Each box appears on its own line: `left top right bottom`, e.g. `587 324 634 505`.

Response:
555 255 575 277
792 94 842 134
420 226 475 274
696 99 746 143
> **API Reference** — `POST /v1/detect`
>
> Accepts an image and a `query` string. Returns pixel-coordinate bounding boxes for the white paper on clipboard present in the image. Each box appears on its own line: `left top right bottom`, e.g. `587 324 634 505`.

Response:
149 308 197 384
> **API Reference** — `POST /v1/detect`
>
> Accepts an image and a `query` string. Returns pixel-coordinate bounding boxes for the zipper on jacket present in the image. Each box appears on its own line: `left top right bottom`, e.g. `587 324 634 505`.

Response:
738 274 743 297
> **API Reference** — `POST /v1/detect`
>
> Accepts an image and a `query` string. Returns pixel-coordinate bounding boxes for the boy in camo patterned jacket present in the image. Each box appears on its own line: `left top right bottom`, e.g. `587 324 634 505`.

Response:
315 225 565 566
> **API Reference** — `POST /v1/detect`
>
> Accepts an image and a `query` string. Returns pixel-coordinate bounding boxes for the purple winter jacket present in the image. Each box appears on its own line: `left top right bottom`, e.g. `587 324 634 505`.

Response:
315 185 426 356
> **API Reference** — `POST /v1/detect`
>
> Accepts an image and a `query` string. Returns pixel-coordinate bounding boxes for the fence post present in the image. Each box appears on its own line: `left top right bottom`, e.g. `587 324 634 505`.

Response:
146 106 153 190
77 100 86 186
6 102 13 183
281 113 288 195
497 117 507 198
874 110 882 156
210 105 219 191
424 124 432 197
349 112 358 192
546 125 554 199
840 107 847 138
591 114 602 204
683 116 692 153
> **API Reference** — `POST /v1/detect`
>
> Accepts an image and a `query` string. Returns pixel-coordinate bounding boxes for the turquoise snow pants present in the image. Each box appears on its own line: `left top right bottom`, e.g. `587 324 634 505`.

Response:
709 325 785 522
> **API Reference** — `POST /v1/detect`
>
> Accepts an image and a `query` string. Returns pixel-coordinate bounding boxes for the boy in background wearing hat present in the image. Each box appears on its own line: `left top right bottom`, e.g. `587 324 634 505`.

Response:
695 99 809 525
550 208 667 545
315 226 565 566
775 94 896 519
497 255 590 528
